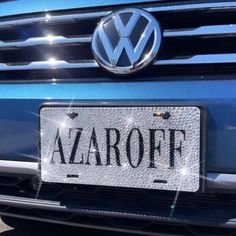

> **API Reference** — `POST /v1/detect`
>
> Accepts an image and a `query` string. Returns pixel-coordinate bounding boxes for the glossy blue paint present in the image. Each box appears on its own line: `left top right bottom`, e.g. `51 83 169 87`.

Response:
0 79 235 173
0 80 232 100
0 0 161 18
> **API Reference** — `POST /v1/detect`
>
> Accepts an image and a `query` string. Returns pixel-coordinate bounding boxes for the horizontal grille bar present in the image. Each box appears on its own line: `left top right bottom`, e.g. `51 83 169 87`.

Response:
0 54 235 71
0 2 236 30
0 60 98 71
155 53 236 65
0 35 92 49
0 11 110 29
0 160 38 175
164 24 236 37
146 1 236 13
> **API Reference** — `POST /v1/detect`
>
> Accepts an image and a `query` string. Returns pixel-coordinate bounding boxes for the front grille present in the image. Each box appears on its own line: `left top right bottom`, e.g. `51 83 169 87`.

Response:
1 1 236 81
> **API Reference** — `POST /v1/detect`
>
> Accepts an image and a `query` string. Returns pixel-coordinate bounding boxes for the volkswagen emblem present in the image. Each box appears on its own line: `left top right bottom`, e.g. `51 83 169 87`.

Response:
92 8 162 75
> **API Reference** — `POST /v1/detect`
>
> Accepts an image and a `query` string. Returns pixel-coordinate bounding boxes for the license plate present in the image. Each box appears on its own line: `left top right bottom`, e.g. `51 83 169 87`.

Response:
40 105 203 192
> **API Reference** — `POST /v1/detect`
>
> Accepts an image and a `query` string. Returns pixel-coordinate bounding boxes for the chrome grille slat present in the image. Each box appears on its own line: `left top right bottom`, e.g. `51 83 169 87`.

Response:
2 53 236 71
164 24 236 37
0 60 98 71
0 11 110 29
0 35 92 49
144 2 236 13
155 54 236 65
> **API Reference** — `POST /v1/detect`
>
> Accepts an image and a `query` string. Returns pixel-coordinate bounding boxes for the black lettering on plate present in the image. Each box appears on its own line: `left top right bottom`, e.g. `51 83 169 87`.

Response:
68 128 84 164
50 128 66 164
148 129 165 168
86 127 102 166
169 129 186 168
126 128 144 168
105 128 121 166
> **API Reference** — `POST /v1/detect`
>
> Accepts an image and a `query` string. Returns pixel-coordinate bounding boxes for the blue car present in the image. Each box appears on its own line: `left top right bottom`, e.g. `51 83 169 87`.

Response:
0 0 236 235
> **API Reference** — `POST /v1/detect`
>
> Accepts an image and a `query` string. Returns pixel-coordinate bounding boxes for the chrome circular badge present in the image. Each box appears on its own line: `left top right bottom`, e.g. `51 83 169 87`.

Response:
92 8 162 75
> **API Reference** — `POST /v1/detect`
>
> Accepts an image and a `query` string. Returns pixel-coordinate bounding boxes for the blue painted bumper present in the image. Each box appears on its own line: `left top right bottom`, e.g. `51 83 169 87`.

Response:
0 79 235 174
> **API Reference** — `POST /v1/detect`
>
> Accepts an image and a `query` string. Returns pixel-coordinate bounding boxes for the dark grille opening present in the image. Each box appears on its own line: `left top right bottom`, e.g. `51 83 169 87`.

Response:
152 11 236 30
3 207 236 236
0 176 21 185
0 45 93 63
160 36 236 60
0 20 97 42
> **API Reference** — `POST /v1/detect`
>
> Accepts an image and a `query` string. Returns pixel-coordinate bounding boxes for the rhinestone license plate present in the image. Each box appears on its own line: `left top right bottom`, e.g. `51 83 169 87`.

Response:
40 106 202 192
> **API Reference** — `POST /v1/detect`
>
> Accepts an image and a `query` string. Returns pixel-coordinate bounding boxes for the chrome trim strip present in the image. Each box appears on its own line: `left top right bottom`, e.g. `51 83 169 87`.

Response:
0 160 38 175
1 53 235 70
0 35 92 49
145 2 236 13
155 53 236 65
207 173 236 190
0 162 232 195
0 11 110 29
0 161 232 191
0 2 235 29
0 60 98 71
164 24 236 37
1 54 235 70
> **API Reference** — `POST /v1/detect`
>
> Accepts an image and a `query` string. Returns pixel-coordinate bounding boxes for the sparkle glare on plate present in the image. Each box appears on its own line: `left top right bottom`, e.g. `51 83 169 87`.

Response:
60 121 68 128
180 167 188 176
126 117 134 124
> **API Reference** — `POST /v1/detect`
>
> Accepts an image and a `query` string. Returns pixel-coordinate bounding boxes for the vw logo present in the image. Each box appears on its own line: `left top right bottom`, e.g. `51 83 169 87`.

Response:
92 8 162 75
